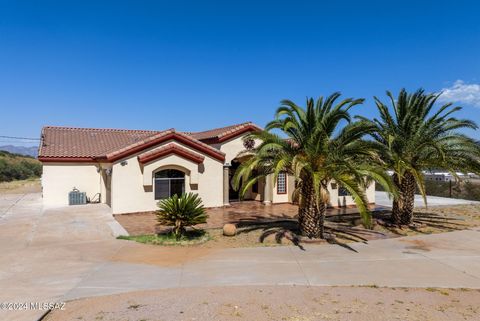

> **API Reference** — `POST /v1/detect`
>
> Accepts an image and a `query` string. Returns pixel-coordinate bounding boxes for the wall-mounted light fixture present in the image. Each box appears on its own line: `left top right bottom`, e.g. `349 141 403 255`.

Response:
120 160 128 166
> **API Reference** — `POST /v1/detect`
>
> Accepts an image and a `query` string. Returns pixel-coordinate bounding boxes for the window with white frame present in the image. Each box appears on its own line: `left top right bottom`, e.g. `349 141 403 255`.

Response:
277 172 287 194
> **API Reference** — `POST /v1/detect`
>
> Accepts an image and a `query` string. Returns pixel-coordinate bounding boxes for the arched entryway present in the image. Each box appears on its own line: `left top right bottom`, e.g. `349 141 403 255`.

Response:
154 169 185 200
227 158 262 203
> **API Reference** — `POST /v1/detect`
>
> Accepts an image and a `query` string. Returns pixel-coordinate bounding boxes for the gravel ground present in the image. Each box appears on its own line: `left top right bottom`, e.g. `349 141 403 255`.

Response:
45 285 480 321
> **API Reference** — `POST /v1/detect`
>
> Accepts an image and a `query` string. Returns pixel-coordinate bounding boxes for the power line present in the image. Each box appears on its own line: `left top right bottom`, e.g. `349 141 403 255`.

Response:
0 140 39 144
0 135 40 141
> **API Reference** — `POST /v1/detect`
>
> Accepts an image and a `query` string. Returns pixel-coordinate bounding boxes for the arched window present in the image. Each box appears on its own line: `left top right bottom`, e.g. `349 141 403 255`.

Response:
154 169 185 200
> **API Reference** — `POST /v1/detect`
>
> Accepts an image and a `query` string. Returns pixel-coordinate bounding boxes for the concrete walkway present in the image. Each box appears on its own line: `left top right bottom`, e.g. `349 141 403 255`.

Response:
375 191 480 207
1 193 480 321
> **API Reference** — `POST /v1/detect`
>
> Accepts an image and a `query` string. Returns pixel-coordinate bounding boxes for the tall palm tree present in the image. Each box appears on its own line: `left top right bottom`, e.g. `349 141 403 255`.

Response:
233 93 393 239
360 89 480 225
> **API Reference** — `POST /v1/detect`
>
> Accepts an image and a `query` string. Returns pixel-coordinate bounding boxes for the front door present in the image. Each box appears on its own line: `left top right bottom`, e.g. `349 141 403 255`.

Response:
228 160 240 201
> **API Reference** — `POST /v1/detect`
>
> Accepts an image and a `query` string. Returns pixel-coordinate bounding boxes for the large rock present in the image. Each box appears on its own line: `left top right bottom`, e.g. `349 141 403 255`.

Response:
223 224 237 236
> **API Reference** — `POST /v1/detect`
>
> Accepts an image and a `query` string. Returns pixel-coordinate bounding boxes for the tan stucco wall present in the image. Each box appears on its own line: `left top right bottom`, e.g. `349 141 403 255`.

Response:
367 181 376 203
41 163 105 207
111 141 223 214
213 135 260 164
328 181 376 207
277 176 376 207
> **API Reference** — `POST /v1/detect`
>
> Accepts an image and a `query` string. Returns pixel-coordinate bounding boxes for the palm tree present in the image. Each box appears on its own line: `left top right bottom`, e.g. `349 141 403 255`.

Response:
233 93 393 239
360 89 480 225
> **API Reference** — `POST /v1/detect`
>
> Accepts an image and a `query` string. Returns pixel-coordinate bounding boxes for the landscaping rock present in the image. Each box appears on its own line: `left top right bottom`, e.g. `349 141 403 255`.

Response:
223 224 237 236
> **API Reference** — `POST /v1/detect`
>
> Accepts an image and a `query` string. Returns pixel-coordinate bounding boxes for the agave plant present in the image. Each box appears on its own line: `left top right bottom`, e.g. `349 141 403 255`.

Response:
156 193 208 239
360 89 480 225
233 93 394 239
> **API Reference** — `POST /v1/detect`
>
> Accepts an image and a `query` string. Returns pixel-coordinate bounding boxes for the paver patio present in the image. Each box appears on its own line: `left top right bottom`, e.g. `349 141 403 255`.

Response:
114 201 383 235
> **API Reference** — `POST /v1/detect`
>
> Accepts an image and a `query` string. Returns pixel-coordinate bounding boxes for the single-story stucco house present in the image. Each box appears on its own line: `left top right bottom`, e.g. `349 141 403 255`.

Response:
38 122 375 214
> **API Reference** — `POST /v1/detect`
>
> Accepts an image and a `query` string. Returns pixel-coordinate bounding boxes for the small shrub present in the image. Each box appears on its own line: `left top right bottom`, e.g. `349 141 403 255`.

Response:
156 193 208 239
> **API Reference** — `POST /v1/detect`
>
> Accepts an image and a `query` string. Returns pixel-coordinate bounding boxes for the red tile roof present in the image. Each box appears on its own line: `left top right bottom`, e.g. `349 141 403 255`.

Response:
104 130 225 162
38 122 260 163
188 122 262 143
38 126 161 160
137 143 205 164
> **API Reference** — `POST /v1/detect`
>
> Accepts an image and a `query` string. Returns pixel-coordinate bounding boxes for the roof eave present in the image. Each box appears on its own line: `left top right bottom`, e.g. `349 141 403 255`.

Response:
38 156 98 163
106 132 225 163
138 145 205 165
199 124 262 144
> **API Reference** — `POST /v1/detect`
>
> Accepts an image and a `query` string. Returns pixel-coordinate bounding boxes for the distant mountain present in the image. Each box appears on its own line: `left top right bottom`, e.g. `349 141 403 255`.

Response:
0 145 38 158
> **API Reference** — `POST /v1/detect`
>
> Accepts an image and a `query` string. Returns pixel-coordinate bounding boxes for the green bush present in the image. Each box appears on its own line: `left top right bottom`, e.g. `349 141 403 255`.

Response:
0 151 42 182
156 193 208 239
117 230 210 246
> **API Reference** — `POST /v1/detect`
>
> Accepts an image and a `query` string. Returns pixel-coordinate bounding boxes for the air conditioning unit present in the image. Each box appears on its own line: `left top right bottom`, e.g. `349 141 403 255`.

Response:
69 188 87 205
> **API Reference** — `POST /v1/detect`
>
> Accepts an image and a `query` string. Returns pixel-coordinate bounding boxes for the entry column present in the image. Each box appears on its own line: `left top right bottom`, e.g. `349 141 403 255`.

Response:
263 174 273 205
223 164 230 206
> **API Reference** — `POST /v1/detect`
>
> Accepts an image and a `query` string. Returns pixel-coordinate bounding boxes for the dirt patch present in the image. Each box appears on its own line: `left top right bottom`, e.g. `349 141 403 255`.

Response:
401 239 432 251
202 228 303 248
45 285 480 321
110 241 216 266
374 204 480 238
112 228 301 267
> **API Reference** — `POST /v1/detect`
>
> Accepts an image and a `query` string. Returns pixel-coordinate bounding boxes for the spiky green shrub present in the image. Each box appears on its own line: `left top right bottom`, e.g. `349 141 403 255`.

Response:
156 193 208 239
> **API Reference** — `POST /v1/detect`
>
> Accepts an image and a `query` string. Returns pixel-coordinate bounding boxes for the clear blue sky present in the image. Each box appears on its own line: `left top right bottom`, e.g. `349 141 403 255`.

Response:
1 0 480 146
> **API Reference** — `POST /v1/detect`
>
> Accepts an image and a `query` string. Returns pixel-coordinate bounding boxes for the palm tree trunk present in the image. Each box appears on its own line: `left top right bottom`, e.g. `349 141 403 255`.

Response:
318 201 326 238
401 172 416 225
298 177 324 238
392 172 416 225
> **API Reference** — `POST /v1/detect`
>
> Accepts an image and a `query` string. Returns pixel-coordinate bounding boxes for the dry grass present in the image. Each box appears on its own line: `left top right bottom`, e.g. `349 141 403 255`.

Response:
0 178 41 194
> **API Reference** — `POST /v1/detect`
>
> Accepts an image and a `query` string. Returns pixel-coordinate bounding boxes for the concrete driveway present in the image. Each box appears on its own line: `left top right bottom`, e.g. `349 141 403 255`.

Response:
0 193 125 321
1 193 480 321
375 191 480 207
